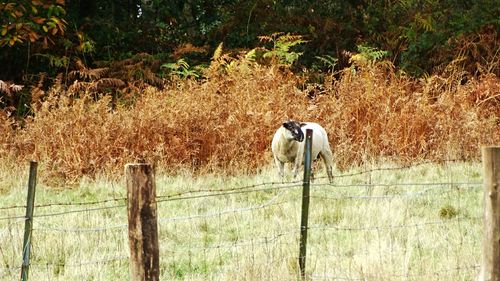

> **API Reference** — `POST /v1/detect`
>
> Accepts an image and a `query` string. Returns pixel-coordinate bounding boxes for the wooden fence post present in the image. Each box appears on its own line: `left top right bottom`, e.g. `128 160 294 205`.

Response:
299 129 313 280
125 163 159 281
20 161 37 281
479 146 500 281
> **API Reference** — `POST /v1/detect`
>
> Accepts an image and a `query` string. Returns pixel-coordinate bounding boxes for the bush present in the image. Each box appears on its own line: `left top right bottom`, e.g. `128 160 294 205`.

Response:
1 53 499 180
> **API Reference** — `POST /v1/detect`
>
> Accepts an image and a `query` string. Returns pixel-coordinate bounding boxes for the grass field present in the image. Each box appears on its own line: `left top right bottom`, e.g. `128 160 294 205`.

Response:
0 161 484 280
0 28 497 281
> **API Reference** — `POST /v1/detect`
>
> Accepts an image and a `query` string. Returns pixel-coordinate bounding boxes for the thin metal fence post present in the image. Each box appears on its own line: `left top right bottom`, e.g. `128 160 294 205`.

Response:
20 161 38 281
299 129 313 280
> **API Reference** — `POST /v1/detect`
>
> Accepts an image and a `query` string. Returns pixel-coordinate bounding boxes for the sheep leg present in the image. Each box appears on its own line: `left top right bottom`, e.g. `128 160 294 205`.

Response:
320 149 335 183
293 147 304 180
274 156 285 182
293 161 301 180
294 161 315 182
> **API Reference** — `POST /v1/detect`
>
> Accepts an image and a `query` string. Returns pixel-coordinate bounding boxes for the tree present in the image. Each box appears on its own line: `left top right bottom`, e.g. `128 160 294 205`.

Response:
0 0 67 47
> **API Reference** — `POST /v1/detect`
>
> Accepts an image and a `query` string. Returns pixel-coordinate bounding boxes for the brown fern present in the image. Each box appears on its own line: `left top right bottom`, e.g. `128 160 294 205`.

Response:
173 43 208 59
258 32 285 43
70 61 109 81
67 80 89 93
0 80 8 94
94 78 126 90
0 80 24 95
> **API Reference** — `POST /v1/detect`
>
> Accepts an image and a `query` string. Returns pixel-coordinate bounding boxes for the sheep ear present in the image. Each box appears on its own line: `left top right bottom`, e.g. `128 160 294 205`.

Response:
283 122 290 129
300 123 307 127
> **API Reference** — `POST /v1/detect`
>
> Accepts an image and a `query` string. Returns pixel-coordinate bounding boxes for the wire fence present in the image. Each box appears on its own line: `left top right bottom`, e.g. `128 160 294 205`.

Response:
0 159 485 280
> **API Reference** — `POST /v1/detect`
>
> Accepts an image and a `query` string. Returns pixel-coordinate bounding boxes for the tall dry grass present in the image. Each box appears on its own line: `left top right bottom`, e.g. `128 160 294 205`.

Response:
1 55 499 180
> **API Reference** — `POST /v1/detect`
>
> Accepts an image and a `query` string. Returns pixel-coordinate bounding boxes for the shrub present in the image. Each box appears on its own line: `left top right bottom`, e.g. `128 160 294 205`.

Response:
1 52 499 180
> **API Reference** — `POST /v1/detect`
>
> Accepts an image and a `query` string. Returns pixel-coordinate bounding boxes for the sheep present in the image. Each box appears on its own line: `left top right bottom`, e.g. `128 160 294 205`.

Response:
271 120 334 183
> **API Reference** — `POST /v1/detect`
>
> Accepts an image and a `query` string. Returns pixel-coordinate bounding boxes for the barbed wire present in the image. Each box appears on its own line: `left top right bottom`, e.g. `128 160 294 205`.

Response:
158 178 303 199
160 230 297 251
0 216 26 225
32 203 127 219
0 197 127 212
29 255 129 268
311 181 482 189
159 189 289 223
313 158 467 181
0 217 26 239
33 223 128 233
310 183 482 201
156 182 301 203
0 214 27 222
0 180 482 222
0 159 486 280
26 207 481 235
0 204 26 211
34 197 127 209
33 189 291 232
0 159 480 212
0 188 287 218
309 264 480 280
309 216 481 232
310 192 453 201
310 238 479 261
0 180 300 212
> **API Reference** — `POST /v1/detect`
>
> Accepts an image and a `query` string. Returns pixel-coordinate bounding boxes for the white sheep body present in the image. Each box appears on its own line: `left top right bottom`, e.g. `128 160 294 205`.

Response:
272 121 334 182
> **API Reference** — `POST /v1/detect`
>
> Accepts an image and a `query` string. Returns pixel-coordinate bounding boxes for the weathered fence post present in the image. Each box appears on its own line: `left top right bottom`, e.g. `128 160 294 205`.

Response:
299 129 313 280
20 161 37 281
125 163 159 281
478 146 500 281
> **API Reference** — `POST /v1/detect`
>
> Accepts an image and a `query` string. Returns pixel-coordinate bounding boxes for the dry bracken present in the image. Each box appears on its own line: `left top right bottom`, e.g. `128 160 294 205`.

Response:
1 56 499 180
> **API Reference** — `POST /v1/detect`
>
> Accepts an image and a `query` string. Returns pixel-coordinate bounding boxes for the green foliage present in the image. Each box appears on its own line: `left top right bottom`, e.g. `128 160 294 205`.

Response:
392 0 499 74
0 0 67 47
1 0 499 83
161 58 203 79
315 55 338 73
259 33 306 66
34 53 69 68
357 45 389 62
75 32 95 54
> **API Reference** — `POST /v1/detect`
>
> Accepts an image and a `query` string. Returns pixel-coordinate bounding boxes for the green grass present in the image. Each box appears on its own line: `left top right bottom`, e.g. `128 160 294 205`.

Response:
0 162 484 280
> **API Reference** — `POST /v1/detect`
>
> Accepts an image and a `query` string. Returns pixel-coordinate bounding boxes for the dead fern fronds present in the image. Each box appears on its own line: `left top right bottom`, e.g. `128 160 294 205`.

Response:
112 57 136 68
212 42 224 61
206 44 237 78
4 53 499 180
173 43 208 59
30 88 45 110
54 73 63 89
10 84 23 93
0 80 24 95
70 67 109 81
142 68 164 87
67 80 90 93
95 78 126 90
0 80 9 94
258 32 285 43
439 25 499 76
75 59 87 71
